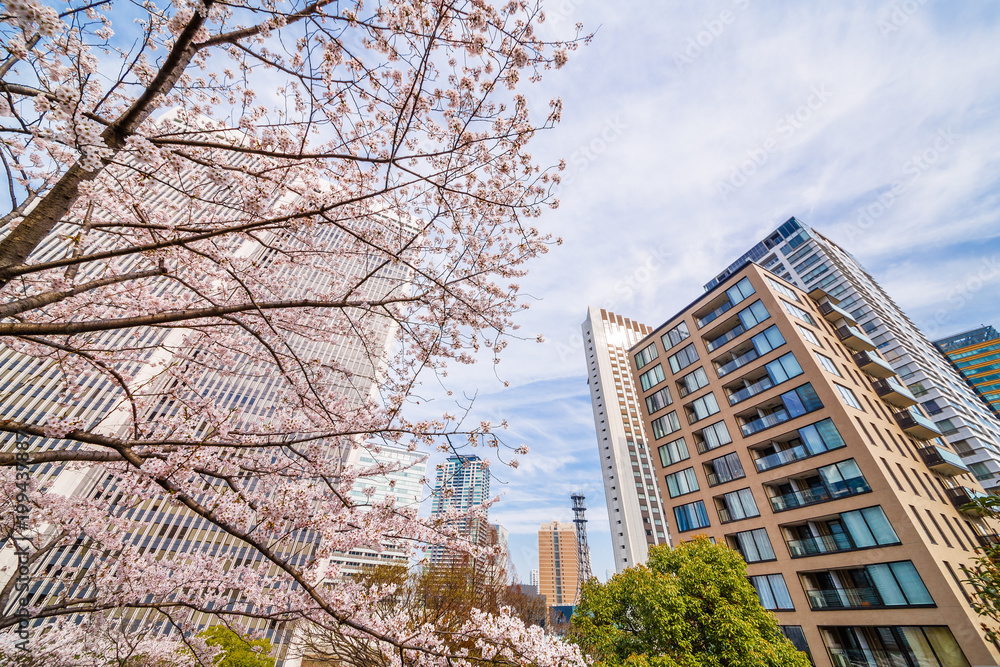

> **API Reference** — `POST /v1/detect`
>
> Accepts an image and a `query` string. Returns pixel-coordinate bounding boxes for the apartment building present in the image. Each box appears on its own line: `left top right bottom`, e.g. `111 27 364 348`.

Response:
429 455 491 564
627 261 997 667
537 520 580 608
582 306 669 572
935 326 1000 419
706 218 1000 491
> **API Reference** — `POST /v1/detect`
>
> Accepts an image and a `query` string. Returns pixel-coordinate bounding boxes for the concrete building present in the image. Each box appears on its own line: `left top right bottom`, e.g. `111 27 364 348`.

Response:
935 326 1000 420
529 568 540 588
582 307 669 572
625 260 997 667
537 521 580 608
428 454 490 564
705 217 1000 491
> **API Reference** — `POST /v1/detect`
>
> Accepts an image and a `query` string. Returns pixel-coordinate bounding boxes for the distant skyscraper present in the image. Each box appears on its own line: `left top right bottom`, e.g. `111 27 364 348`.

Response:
705 217 1000 490
529 569 540 588
935 326 1000 421
582 307 669 573
536 520 579 608
428 454 490 563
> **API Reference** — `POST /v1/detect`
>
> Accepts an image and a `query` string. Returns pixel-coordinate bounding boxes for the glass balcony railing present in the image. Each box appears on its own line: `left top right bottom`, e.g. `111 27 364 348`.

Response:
716 349 759 377
706 324 746 352
741 409 790 436
819 301 857 325
852 350 896 378
768 476 869 512
828 647 909 667
893 410 942 440
872 377 918 408
728 376 774 405
919 445 970 476
754 442 812 472
836 325 876 351
806 586 882 610
786 532 853 558
696 300 733 328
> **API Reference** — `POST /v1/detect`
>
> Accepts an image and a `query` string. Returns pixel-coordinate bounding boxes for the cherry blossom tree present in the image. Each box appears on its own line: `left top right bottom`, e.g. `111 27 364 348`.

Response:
0 0 586 663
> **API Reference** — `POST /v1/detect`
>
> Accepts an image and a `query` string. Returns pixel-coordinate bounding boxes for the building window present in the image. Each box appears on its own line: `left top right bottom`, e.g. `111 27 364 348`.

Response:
835 384 863 410
668 343 700 374
705 451 745 486
726 277 756 305
635 342 658 370
821 626 968 667
651 411 681 439
751 324 786 355
765 352 803 384
645 386 673 414
674 500 711 532
796 324 820 345
662 321 691 350
738 300 770 329
665 467 700 498
677 367 709 397
695 420 733 453
750 574 794 611
639 364 665 391
657 437 690 467
686 392 720 424
815 352 841 375
804 561 933 610
717 487 760 523
730 528 776 563
766 277 800 302
781 300 817 326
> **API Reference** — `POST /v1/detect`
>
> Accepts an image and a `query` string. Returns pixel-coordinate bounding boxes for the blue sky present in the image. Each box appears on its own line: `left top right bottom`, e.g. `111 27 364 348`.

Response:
411 1 1000 582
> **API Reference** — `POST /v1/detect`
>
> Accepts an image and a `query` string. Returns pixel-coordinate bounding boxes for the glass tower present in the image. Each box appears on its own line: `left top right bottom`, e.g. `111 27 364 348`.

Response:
935 326 1000 421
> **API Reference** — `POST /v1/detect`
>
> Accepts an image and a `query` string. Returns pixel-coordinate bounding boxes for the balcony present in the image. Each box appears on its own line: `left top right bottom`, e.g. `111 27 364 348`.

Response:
836 325 876 352
728 376 774 405
696 300 733 329
975 533 1000 549
852 351 896 378
806 586 882 610
946 486 990 515
705 322 746 352
819 301 858 326
828 647 910 667
741 409 791 436
768 476 870 512
716 348 759 377
893 410 942 440
871 377 918 408
786 532 853 558
754 442 815 472
919 445 970 476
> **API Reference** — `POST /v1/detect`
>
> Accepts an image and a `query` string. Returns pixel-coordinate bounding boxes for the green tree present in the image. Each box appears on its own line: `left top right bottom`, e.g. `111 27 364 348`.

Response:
960 495 1000 643
199 626 275 667
569 538 810 667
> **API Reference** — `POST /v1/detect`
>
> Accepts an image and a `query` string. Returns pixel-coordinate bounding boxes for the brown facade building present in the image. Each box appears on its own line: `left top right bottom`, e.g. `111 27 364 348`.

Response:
626 262 998 667
537 521 580 608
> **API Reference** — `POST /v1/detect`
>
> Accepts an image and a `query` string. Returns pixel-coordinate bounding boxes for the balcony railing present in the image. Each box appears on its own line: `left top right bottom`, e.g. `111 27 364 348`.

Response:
946 486 990 515
754 442 813 472
893 410 942 440
919 445 970 476
806 586 882 610
717 506 756 524
741 409 790 436
705 323 746 352
696 300 733 328
786 532 853 558
819 301 858 326
716 349 759 377
852 350 896 378
872 377 918 408
836 325 876 352
768 476 870 512
828 647 909 667
728 376 774 405
706 470 744 487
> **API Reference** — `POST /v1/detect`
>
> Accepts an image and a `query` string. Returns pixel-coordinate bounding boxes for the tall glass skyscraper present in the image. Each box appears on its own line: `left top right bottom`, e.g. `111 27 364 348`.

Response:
428 454 490 564
704 218 1000 491
935 326 1000 420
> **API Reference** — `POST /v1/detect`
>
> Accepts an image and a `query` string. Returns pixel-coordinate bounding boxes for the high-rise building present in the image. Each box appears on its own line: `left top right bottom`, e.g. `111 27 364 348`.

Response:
582 307 669 572
935 326 1000 419
703 218 1000 491
428 454 490 564
626 260 997 666
536 521 579 608
0 132 418 653
529 569 540 588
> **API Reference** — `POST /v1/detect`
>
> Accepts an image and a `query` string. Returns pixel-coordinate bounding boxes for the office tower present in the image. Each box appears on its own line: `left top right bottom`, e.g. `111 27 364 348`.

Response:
428 454 490 564
627 260 996 666
582 307 669 573
537 521 580 608
705 217 1000 491
935 326 1000 419
0 136 418 653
